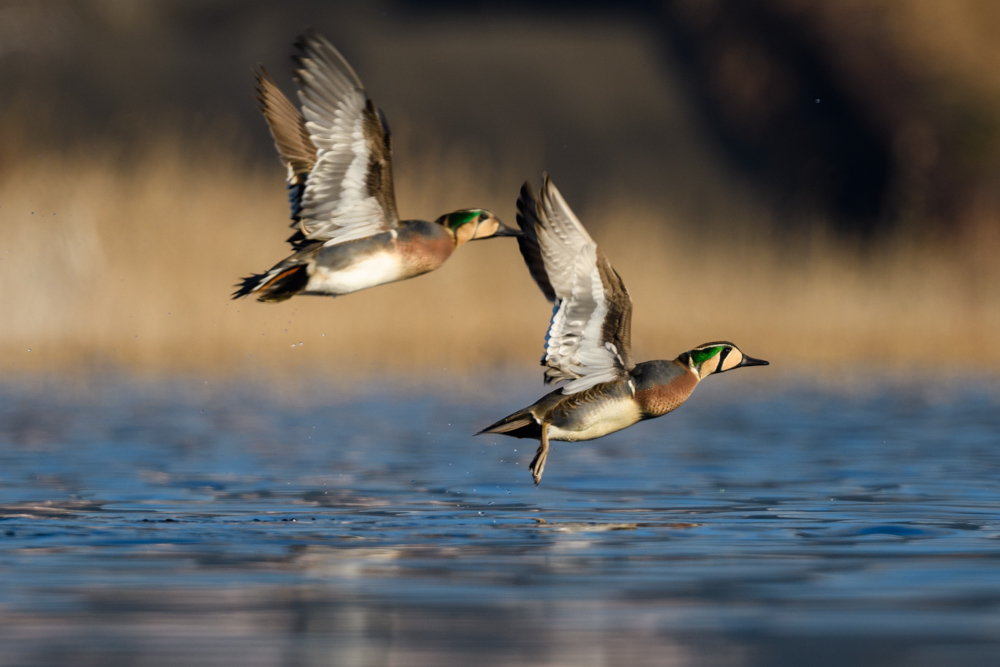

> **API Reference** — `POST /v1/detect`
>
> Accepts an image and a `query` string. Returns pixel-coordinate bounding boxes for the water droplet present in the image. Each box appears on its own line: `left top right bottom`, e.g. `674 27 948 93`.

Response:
298 342 303 346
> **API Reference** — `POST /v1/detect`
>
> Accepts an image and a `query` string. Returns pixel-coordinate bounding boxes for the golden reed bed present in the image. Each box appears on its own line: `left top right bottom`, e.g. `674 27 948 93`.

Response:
2 134 999 381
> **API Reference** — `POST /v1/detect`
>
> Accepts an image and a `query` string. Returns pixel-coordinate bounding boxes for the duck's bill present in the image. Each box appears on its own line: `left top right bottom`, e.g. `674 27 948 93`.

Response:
483 221 522 238
739 355 769 367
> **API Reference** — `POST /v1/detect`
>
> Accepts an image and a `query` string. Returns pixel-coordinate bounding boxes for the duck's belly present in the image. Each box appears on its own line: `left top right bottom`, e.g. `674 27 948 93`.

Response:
306 250 409 295
547 396 642 442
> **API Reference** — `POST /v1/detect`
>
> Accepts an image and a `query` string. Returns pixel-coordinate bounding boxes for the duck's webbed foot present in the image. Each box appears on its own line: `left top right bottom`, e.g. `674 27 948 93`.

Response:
529 423 550 486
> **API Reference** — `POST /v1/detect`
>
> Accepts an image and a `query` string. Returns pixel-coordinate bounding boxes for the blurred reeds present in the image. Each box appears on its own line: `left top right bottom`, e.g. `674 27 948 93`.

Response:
2 127 998 380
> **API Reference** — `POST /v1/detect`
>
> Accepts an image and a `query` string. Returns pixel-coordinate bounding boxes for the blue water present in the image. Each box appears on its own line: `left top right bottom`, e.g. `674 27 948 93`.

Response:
1 375 999 666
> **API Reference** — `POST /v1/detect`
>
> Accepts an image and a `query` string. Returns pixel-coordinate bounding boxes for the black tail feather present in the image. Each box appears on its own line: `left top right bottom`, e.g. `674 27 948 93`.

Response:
476 409 541 440
231 263 309 302
232 272 268 300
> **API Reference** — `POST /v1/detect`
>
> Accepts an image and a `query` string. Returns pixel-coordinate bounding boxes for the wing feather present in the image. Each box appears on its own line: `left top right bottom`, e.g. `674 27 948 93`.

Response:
255 66 316 182
254 67 316 233
515 175 634 394
292 30 398 244
515 181 557 302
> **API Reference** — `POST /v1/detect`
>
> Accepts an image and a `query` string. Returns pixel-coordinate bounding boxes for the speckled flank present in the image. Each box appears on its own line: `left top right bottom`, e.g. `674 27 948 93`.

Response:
546 393 643 441
537 379 641 442
306 249 402 294
301 221 454 296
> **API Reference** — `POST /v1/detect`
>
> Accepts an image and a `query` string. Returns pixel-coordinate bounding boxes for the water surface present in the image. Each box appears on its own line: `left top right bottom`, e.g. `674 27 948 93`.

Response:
1 375 999 666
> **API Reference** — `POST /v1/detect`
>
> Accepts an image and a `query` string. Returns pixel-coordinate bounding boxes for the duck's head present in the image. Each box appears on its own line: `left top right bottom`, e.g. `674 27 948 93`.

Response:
678 341 769 380
436 209 520 246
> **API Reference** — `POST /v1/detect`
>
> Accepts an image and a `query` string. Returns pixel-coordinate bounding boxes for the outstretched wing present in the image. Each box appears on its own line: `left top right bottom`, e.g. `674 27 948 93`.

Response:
254 66 316 229
292 30 399 245
515 174 634 394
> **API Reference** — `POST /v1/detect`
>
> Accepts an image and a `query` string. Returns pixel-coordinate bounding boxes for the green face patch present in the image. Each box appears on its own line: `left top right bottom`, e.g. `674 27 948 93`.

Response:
690 345 724 367
446 210 481 230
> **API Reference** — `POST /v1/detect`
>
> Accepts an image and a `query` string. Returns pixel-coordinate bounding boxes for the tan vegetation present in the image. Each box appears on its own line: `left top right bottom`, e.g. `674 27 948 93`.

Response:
2 128 998 380
2 2 1000 383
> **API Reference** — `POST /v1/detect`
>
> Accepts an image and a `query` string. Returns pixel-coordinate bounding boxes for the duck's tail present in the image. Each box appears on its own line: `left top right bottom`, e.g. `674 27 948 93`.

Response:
476 407 542 440
232 262 309 302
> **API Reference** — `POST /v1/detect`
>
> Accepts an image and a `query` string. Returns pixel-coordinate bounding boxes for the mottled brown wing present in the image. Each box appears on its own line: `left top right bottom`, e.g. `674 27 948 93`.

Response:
596 253 634 372
255 66 316 182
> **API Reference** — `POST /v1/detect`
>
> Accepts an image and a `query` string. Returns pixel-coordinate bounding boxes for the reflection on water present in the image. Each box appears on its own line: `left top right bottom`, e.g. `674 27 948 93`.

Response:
1 375 999 666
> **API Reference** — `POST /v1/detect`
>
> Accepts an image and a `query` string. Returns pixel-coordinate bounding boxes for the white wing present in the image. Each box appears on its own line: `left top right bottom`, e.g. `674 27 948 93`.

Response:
293 31 398 245
515 175 634 394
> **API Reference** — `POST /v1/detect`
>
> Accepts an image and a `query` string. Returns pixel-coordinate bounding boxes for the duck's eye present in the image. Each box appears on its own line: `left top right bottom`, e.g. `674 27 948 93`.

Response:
478 212 489 221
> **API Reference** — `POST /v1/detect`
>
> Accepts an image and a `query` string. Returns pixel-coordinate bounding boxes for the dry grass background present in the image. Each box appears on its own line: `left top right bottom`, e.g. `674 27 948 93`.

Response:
2 127 998 381
3 2 1000 382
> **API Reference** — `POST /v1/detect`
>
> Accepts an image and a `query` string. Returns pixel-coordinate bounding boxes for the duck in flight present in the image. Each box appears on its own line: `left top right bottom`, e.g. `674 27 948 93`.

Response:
478 175 768 485
234 31 518 302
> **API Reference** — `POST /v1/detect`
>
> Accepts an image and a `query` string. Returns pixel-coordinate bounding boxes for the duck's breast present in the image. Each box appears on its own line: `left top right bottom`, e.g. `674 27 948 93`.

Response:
396 221 455 274
632 361 699 418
